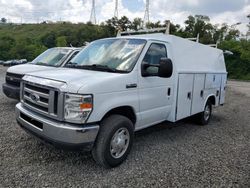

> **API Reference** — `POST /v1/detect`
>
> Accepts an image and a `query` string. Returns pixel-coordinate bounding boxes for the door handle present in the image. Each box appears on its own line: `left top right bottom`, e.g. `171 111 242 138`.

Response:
167 88 171 96
187 92 192 100
200 90 204 97
126 83 137 89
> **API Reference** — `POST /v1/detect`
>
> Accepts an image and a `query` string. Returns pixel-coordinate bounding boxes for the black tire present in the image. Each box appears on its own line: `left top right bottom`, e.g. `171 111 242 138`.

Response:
196 100 212 125
92 114 134 168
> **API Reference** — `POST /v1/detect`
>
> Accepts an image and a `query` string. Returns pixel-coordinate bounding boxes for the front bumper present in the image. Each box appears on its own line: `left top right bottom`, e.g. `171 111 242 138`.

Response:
15 103 99 150
2 83 20 100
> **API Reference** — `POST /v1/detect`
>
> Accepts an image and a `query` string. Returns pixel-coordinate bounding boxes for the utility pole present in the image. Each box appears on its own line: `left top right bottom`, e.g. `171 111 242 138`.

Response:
114 0 118 18
143 0 149 28
90 0 96 24
165 20 170 34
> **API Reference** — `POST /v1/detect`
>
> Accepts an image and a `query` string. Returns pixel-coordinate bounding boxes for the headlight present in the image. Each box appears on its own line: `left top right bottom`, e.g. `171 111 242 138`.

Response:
64 94 93 124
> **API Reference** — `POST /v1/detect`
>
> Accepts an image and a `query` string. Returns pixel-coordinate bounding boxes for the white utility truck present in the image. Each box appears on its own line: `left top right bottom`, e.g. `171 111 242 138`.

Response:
3 47 81 99
15 33 227 168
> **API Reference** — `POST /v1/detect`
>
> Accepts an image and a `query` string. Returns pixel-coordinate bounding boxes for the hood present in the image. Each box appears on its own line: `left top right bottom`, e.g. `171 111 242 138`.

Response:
26 68 137 94
7 64 56 75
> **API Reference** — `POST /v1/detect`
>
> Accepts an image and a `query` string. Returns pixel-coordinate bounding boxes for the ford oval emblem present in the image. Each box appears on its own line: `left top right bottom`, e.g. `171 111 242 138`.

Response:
30 93 40 102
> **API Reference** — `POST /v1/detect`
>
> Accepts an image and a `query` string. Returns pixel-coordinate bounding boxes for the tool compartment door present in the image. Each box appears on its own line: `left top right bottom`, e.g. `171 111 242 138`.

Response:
191 74 206 115
220 74 227 105
176 74 194 120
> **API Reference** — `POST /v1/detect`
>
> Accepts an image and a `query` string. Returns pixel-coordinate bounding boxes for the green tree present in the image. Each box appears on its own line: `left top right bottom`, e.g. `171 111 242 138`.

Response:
225 29 240 41
0 36 15 60
0 17 7 23
183 15 239 44
106 16 131 31
184 15 196 37
56 36 67 47
146 21 162 29
130 18 143 30
106 17 119 29
41 32 56 48
212 24 227 43
117 16 131 31
219 40 250 80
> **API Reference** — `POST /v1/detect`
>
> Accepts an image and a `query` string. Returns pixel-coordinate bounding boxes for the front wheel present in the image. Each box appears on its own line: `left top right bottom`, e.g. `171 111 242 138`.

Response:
196 100 212 125
92 115 134 168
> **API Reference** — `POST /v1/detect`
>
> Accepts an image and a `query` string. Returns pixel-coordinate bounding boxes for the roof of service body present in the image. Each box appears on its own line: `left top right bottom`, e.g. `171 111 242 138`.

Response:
118 33 226 73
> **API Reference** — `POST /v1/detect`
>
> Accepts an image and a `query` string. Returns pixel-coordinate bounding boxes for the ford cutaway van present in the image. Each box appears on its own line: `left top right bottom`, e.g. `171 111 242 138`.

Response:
15 33 227 168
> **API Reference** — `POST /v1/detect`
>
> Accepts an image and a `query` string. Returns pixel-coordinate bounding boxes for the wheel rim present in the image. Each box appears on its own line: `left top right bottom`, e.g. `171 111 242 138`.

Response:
204 104 211 121
110 127 130 159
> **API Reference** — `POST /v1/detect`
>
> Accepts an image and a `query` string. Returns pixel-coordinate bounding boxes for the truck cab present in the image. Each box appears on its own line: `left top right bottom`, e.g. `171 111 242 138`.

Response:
3 47 81 100
15 33 227 168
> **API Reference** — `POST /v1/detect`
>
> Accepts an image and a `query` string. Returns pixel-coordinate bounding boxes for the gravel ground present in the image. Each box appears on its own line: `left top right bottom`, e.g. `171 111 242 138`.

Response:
227 80 250 98
0 66 249 188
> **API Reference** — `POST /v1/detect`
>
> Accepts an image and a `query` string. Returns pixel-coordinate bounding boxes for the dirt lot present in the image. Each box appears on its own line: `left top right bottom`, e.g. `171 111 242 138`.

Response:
0 66 249 187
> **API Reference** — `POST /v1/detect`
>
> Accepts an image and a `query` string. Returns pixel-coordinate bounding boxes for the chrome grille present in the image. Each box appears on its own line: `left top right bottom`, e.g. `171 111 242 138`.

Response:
21 82 62 119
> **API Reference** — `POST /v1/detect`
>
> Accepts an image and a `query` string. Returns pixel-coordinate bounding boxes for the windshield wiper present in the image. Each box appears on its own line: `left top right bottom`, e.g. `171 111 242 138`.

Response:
36 62 55 67
67 64 128 73
65 62 78 67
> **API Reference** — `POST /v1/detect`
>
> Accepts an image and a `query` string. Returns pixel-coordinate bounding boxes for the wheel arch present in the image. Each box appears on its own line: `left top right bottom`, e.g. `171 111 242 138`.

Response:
101 106 137 126
205 94 216 107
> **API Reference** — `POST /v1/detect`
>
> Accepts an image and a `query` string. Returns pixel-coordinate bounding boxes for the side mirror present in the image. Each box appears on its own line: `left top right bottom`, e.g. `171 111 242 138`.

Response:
158 58 173 78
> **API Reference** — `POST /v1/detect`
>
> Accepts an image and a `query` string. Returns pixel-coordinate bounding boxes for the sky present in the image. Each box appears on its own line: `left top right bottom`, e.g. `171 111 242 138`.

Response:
0 0 249 34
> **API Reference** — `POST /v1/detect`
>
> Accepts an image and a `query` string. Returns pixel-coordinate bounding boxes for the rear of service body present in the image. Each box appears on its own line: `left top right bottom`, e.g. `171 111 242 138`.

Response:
15 34 227 168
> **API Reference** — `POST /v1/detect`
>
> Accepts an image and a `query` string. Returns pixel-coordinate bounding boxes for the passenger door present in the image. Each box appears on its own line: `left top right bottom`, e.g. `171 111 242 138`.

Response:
138 42 173 128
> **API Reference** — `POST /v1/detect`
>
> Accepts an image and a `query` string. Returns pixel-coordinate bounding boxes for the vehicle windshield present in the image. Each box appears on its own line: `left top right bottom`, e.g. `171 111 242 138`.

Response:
29 48 71 67
67 38 146 72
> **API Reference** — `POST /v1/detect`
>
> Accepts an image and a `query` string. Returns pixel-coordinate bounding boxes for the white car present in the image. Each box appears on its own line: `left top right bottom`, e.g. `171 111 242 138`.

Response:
3 47 81 99
15 33 227 168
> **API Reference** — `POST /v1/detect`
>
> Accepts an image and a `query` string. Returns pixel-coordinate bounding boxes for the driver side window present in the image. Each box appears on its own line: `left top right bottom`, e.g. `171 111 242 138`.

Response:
142 43 168 76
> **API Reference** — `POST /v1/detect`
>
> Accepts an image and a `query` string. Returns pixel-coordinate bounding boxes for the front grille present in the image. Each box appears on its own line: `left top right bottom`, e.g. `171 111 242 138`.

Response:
22 82 61 119
6 72 24 79
6 72 24 87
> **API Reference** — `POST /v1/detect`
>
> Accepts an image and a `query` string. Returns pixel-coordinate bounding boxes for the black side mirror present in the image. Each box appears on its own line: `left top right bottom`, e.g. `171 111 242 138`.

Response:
158 58 173 78
141 58 173 78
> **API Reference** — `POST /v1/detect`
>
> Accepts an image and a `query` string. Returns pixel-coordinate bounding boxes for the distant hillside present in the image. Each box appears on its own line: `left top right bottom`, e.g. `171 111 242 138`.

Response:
0 23 115 61
0 21 249 80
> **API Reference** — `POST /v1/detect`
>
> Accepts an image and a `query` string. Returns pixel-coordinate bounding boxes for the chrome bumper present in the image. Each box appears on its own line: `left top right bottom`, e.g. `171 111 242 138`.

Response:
15 103 99 150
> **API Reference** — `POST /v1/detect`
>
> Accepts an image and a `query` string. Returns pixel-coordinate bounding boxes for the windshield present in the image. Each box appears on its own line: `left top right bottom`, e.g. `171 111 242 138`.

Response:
29 48 71 67
68 39 146 72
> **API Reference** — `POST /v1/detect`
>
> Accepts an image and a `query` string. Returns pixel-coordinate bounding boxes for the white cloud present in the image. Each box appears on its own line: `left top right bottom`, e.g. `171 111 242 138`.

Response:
210 5 250 34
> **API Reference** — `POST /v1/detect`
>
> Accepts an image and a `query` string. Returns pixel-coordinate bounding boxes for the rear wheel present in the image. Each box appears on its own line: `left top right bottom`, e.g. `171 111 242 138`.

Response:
92 115 134 168
196 100 212 125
